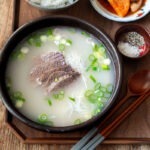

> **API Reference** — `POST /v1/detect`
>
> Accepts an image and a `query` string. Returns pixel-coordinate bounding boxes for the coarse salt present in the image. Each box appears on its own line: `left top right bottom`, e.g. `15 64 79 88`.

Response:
117 41 140 58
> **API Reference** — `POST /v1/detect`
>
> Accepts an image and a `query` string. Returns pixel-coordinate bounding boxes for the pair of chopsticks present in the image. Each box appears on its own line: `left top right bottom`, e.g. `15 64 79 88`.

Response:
71 89 150 150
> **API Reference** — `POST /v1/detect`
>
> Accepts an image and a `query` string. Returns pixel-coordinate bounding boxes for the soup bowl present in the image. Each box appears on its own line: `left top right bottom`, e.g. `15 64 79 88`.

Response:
0 16 122 132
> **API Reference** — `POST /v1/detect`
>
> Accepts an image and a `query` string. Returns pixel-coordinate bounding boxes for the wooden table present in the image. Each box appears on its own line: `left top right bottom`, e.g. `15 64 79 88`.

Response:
0 0 150 149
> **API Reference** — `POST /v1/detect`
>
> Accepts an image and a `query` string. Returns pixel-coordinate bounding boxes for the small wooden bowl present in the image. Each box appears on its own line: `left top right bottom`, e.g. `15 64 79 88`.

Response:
115 24 150 59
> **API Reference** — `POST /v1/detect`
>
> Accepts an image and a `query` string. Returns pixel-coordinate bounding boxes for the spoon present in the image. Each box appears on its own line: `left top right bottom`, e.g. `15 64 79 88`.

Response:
71 69 150 150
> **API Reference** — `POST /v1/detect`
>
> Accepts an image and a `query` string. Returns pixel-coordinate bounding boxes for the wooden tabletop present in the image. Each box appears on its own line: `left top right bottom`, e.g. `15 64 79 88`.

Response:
0 0 150 149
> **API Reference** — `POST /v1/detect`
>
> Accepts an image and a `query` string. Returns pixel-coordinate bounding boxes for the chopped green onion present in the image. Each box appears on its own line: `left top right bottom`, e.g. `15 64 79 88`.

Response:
40 35 47 42
74 119 82 125
53 94 59 99
94 83 101 90
12 91 26 102
35 41 42 47
81 31 90 37
96 102 104 109
69 97 75 102
95 91 104 97
97 97 102 102
99 92 104 97
93 44 105 52
10 48 26 60
60 91 64 95
27 38 34 45
48 35 55 41
58 94 64 100
47 98 52 106
66 39 72 46
38 114 48 124
27 34 42 47
47 28 53 36
15 100 24 108
85 90 93 97
89 75 97 83
88 54 96 61
17 53 25 59
53 91 64 100
101 87 107 92
92 66 98 71
88 94 98 103
59 44 65 51
13 91 23 98
93 108 101 116
101 64 110 70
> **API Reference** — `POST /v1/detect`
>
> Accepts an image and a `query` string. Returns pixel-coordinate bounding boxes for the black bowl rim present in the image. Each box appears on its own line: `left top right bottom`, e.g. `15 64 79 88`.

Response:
0 15 122 133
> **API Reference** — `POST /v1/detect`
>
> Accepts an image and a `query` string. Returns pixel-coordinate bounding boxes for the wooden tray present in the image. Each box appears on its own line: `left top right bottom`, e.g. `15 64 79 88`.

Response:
5 0 150 144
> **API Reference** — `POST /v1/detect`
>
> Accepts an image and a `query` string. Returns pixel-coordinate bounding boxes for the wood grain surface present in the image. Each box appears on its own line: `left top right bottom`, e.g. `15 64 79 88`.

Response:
0 0 150 149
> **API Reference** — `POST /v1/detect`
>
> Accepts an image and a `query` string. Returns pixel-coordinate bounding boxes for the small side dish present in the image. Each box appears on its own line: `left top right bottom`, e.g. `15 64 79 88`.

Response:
115 25 150 58
99 0 146 17
90 0 150 22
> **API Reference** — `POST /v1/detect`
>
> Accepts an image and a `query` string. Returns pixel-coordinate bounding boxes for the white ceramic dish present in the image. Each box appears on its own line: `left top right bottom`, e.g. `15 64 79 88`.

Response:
90 0 150 22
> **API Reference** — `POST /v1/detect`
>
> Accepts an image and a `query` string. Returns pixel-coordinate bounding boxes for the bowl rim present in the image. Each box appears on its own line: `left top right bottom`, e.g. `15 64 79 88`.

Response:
0 15 122 132
27 0 79 11
115 24 150 59
90 0 150 22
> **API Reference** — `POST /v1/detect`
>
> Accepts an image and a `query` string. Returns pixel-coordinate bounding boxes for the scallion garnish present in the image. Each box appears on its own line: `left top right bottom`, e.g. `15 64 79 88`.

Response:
47 98 52 106
11 91 26 108
81 31 90 37
27 34 42 47
85 90 93 97
89 75 97 83
59 44 65 51
94 83 101 90
74 119 82 125
66 39 72 46
15 100 24 108
88 54 96 61
100 87 107 92
101 64 110 70
69 97 75 102
38 113 48 124
46 28 53 36
53 91 65 100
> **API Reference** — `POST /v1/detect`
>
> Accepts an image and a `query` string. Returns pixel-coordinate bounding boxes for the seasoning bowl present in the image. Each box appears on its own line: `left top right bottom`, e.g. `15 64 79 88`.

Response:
90 0 150 22
26 0 79 11
115 24 150 59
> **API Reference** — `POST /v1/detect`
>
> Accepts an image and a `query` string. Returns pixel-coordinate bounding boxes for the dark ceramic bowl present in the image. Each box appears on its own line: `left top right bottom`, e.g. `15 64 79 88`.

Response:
26 0 79 11
0 16 122 132
115 24 150 59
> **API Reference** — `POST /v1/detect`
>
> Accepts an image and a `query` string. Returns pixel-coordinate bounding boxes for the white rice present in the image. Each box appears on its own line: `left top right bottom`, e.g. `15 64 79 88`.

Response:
29 0 75 7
